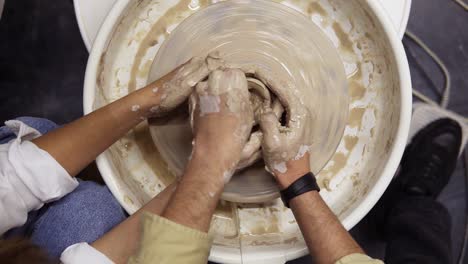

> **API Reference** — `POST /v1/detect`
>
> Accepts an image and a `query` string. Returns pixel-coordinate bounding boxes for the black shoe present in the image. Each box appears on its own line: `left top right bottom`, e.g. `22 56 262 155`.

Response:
366 118 462 238
398 118 462 198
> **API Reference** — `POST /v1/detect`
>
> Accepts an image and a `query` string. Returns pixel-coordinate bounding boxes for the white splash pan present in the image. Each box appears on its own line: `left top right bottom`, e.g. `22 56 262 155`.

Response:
83 0 411 263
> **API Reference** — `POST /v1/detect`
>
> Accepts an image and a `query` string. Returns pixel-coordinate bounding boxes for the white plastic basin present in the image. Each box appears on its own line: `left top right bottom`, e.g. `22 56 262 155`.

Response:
83 0 411 262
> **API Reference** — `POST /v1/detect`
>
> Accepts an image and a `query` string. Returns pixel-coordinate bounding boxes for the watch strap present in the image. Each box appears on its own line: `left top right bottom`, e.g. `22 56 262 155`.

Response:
280 172 320 208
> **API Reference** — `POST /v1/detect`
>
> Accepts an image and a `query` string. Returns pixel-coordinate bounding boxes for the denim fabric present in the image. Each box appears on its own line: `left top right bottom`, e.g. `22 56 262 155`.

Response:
33 181 126 257
384 195 452 264
2 117 127 257
0 116 59 143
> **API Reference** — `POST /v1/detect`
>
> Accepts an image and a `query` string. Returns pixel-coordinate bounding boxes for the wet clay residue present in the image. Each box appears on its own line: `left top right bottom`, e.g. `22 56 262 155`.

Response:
124 195 135 205
137 60 154 78
350 173 361 187
348 108 366 128
332 22 354 54
349 80 366 100
129 0 210 92
248 222 280 235
216 200 235 214
323 152 347 177
349 62 362 81
307 2 327 16
362 8 377 29
284 237 300 244
337 195 359 217
344 135 358 151
248 239 282 246
133 122 176 186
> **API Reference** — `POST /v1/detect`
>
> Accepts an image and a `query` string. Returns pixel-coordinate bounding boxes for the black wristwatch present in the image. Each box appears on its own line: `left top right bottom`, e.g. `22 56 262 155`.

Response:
280 172 320 208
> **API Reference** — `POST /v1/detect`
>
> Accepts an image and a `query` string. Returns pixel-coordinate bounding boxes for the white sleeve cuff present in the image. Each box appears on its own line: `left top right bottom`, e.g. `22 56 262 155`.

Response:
61 243 114 264
0 120 78 234
7 120 78 210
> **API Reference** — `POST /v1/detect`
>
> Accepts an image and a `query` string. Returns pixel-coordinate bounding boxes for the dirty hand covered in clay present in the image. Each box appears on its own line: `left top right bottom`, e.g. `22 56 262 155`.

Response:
247 65 313 176
151 52 225 117
236 76 286 169
231 64 311 174
189 69 254 183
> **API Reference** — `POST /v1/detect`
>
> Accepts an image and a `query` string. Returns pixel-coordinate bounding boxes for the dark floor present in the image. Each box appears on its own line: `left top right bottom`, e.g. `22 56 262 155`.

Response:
0 0 88 124
0 0 467 263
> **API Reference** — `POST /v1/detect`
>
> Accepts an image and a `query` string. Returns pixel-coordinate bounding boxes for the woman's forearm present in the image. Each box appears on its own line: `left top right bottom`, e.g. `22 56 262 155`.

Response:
290 191 363 264
32 81 164 177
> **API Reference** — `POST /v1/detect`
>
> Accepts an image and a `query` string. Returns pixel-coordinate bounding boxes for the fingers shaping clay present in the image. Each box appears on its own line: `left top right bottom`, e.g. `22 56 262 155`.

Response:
188 68 253 133
231 63 312 172
161 54 312 173
153 52 224 117
188 68 254 182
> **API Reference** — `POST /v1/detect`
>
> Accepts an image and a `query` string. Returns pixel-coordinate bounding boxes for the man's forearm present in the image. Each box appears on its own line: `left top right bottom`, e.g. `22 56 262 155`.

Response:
162 153 225 232
290 191 363 264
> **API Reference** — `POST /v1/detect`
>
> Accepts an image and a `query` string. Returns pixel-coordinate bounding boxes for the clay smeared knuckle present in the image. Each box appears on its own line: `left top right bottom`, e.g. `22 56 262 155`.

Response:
259 111 279 127
206 52 225 70
241 131 262 155
262 124 281 148
210 69 225 80
195 81 209 94
229 68 246 79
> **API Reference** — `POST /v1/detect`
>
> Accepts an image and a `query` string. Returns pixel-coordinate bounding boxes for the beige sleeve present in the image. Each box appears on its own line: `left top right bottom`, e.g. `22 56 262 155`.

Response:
335 253 384 264
128 212 211 264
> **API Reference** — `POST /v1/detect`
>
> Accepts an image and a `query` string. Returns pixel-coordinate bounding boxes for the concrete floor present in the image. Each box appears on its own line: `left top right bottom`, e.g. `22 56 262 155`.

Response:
0 0 466 263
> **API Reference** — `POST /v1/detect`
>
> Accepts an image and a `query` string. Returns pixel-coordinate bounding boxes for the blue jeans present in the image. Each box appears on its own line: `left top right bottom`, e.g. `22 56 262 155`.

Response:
2 117 127 257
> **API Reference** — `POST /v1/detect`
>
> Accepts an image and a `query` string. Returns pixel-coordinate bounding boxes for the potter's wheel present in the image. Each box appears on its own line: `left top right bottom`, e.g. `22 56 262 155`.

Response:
83 0 412 262
148 0 348 203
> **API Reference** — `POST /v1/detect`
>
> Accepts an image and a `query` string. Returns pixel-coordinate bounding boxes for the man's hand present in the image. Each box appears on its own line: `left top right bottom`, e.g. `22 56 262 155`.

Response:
258 95 365 264
188 68 254 183
162 68 253 232
258 105 313 189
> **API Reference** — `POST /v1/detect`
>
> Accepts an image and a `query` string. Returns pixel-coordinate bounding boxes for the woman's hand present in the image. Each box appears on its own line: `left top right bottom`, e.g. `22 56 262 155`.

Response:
188 68 254 184
30 55 224 177
142 53 225 118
